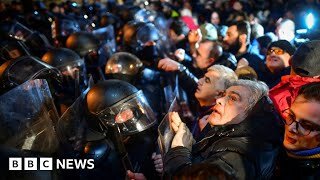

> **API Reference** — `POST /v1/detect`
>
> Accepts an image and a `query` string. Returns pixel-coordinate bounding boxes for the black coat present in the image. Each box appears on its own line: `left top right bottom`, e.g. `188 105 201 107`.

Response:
164 97 282 179
275 148 320 180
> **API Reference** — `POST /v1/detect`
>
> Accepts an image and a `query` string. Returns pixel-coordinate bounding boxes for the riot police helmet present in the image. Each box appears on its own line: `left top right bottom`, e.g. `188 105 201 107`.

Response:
66 32 100 57
85 79 156 136
105 52 143 83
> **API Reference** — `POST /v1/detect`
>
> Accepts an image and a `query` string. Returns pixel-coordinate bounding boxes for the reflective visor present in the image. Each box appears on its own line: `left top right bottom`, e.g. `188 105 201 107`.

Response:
97 90 156 135
6 56 61 85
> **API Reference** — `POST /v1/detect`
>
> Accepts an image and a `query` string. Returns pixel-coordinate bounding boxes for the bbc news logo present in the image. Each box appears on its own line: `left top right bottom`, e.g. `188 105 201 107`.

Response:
9 157 94 170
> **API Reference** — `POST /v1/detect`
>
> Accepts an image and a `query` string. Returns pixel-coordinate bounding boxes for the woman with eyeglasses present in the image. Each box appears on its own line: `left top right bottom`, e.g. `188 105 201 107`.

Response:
277 82 320 179
260 40 296 88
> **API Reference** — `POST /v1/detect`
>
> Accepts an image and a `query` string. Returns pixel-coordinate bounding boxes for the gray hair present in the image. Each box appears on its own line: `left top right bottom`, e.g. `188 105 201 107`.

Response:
231 79 269 112
207 65 238 88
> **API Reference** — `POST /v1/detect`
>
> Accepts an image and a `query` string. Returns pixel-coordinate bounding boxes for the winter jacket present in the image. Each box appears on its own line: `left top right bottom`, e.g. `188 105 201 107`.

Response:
164 96 282 179
275 147 320 180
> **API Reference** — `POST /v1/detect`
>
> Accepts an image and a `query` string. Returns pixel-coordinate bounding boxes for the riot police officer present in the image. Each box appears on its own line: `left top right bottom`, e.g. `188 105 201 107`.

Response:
42 47 88 114
57 79 158 179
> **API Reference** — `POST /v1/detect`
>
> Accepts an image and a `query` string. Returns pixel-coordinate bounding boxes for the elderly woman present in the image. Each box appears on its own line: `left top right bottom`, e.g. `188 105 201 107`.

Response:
164 80 282 179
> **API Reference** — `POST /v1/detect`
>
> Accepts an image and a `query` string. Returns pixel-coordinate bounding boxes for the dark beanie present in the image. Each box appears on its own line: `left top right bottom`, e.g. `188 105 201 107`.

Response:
291 40 320 77
268 40 296 55
257 35 273 49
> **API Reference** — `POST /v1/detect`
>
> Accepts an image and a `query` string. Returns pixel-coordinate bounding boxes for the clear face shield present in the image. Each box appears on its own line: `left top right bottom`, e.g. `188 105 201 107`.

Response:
1 56 62 90
59 19 81 37
136 23 160 48
57 60 88 99
97 90 156 136
8 21 33 41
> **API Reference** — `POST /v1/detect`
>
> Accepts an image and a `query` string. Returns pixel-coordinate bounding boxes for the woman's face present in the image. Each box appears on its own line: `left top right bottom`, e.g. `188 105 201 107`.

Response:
207 86 250 126
283 95 320 151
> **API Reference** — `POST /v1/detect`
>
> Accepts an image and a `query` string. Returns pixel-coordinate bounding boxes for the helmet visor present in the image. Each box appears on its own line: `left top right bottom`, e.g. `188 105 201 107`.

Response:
97 90 156 135
8 22 33 41
6 56 61 85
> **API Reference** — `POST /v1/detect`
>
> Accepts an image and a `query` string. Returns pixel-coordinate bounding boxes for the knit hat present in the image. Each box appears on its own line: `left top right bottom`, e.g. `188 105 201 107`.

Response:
199 23 218 41
291 40 320 77
268 40 296 55
257 35 273 49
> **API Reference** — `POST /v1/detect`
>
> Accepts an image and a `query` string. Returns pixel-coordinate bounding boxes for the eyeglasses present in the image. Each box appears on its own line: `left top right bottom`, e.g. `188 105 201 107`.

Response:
283 109 320 136
267 48 285 55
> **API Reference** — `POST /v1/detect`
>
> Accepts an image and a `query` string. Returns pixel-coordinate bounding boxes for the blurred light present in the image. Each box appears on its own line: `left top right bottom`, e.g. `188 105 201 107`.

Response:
84 15 88 19
34 11 38 15
48 17 52 22
91 23 96 28
306 13 315 29
297 29 308 34
72 2 77 7
144 1 149 6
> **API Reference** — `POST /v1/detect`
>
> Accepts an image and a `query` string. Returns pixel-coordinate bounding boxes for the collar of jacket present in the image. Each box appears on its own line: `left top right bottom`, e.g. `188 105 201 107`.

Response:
192 124 236 153
287 146 320 159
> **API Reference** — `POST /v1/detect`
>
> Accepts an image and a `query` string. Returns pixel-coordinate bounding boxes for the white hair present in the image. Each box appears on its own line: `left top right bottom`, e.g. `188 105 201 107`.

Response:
207 65 238 88
231 79 269 111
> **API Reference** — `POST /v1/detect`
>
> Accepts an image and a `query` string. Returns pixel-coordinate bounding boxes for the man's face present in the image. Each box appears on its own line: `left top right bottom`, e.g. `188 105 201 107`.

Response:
211 12 220 25
193 41 214 69
266 47 291 73
283 96 320 151
223 25 241 54
207 85 250 125
169 29 180 43
195 71 225 105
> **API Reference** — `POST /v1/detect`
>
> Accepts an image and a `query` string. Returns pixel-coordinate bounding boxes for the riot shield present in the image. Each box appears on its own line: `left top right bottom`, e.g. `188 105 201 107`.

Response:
0 79 59 154
157 97 181 156
56 85 106 150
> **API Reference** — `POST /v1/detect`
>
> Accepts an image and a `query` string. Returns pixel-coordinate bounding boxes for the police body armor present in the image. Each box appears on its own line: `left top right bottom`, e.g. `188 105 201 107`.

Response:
57 80 157 179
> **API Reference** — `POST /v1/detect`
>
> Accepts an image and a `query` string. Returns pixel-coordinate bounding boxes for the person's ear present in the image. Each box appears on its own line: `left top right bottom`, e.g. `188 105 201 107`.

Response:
239 34 247 44
208 57 215 64
289 56 292 66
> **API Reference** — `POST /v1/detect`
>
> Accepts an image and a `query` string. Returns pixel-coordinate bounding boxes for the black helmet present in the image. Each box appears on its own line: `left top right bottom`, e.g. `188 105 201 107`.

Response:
122 21 144 49
133 9 155 23
100 12 121 30
0 55 62 94
42 48 87 104
85 79 156 136
136 22 159 46
66 32 100 57
105 52 143 83
42 47 83 68
117 5 140 22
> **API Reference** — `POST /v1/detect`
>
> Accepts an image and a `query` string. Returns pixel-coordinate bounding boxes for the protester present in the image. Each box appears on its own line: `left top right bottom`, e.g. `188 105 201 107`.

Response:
164 80 281 179
278 82 320 179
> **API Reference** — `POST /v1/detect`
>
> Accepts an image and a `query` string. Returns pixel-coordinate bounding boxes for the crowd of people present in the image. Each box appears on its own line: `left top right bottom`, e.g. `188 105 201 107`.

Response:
0 0 320 179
